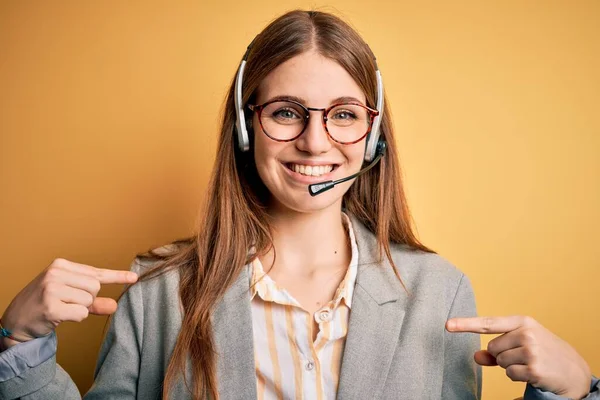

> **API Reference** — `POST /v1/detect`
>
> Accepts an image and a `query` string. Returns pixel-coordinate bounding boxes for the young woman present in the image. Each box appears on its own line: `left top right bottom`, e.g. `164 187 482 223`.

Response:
0 9 597 400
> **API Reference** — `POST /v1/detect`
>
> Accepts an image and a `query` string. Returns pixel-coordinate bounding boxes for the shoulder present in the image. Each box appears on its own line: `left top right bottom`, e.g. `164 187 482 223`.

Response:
388 243 475 312
389 243 464 284
131 243 183 274
125 244 183 308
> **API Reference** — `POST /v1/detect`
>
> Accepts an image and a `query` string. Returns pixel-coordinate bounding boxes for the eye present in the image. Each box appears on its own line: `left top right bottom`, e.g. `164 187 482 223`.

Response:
331 109 357 120
272 108 302 120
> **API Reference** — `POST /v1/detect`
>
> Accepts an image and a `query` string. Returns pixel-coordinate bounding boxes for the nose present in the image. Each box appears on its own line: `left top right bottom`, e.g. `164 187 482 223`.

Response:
294 111 332 155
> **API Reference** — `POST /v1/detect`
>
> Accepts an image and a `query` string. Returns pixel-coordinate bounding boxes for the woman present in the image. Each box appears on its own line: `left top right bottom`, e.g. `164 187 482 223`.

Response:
0 9 596 400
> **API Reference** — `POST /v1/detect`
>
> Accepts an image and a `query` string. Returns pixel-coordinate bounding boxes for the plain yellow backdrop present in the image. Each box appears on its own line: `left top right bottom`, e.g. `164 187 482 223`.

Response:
1 1 598 398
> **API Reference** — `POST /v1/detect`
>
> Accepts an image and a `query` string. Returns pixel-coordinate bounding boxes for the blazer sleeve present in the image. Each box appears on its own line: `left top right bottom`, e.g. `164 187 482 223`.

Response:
0 333 57 383
441 273 482 399
524 376 600 399
0 258 144 400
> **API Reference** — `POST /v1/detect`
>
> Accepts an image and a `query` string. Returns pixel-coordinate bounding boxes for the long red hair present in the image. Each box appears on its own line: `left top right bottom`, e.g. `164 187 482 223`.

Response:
127 9 432 399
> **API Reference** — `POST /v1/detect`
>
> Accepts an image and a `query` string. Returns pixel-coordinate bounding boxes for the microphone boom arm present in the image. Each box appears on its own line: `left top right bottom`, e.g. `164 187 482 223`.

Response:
308 146 386 196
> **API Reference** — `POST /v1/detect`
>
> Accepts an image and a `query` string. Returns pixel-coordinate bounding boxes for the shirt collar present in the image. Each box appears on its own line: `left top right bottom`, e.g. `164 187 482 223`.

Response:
248 212 359 310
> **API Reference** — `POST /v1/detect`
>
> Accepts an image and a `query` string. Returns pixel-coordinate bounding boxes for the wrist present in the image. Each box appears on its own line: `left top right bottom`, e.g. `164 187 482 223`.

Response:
0 317 31 350
561 384 591 400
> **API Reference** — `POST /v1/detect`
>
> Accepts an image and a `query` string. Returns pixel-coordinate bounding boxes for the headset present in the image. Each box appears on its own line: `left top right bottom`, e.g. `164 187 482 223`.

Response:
233 38 387 196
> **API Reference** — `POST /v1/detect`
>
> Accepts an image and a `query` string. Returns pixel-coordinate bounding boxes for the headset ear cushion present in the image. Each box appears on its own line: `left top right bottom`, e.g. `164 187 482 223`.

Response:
376 140 387 156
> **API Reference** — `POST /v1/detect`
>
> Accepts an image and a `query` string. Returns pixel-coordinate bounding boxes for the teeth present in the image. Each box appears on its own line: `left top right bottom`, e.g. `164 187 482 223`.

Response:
290 164 333 177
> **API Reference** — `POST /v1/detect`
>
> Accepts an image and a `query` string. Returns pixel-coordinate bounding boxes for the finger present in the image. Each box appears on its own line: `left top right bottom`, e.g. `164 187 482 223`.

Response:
495 346 535 369
486 331 523 357
446 316 525 334
53 259 138 285
93 267 138 285
56 286 94 308
88 297 118 315
505 364 533 383
474 350 498 366
50 270 102 297
55 303 90 323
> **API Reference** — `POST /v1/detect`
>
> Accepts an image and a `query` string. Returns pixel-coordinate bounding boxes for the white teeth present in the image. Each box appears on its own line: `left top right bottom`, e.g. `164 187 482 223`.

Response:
289 164 333 177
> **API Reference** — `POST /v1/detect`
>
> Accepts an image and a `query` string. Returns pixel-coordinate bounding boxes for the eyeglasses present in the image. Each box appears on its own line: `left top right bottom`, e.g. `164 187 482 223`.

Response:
247 99 380 145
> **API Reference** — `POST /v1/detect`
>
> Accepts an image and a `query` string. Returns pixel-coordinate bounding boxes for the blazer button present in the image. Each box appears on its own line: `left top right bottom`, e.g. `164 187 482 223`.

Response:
305 361 315 371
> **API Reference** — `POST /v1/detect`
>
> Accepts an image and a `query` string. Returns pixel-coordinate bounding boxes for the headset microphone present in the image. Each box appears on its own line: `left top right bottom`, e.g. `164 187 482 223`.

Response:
308 140 386 196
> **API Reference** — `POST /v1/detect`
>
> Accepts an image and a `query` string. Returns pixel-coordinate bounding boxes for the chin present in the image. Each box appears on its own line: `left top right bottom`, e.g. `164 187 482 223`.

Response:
268 184 349 214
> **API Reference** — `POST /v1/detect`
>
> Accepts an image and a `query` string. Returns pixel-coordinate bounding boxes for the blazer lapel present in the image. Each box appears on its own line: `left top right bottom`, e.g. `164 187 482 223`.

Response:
212 265 258 400
337 216 408 399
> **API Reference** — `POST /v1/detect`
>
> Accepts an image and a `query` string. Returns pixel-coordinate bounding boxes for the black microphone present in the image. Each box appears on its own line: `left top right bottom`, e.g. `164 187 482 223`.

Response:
308 141 387 196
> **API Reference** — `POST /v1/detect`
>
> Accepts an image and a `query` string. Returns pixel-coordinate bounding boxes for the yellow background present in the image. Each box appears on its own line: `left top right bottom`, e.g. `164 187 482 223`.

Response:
1 1 598 398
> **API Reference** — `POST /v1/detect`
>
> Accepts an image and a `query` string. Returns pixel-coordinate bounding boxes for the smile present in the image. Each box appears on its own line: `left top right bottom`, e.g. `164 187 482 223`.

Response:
281 162 339 184
285 163 337 177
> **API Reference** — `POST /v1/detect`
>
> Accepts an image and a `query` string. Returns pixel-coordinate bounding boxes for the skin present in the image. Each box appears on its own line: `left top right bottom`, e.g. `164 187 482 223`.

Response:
446 316 592 399
0 259 137 351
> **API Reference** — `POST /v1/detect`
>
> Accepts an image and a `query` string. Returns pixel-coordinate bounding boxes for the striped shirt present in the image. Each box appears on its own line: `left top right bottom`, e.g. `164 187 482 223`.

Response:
248 213 359 400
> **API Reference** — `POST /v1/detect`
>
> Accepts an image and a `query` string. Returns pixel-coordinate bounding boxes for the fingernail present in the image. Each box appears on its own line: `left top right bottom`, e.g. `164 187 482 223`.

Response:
446 320 456 330
128 272 138 282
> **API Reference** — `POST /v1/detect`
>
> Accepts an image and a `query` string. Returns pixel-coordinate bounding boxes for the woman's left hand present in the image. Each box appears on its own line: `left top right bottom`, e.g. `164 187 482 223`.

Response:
446 316 592 399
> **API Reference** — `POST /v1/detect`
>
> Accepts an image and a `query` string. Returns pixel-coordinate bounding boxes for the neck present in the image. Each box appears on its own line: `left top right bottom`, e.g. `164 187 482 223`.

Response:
261 201 350 277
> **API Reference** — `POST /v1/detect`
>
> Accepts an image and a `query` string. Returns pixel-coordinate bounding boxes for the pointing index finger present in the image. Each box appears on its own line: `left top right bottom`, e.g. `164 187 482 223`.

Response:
94 268 138 284
446 316 525 334
53 260 138 284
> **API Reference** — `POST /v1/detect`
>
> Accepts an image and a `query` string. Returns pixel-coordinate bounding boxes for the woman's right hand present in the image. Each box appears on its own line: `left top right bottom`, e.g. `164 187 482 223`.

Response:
1 258 138 349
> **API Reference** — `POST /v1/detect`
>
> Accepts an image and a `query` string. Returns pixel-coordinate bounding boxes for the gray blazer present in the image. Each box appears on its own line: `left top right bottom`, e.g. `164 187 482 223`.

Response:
1 215 482 399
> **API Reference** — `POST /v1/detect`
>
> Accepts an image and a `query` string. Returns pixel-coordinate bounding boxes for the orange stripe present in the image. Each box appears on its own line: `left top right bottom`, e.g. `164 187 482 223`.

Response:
265 302 284 400
285 305 303 400
255 353 266 399
331 306 348 393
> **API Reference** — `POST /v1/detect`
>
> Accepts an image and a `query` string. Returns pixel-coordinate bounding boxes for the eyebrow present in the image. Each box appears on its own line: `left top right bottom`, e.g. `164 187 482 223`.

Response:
265 95 366 107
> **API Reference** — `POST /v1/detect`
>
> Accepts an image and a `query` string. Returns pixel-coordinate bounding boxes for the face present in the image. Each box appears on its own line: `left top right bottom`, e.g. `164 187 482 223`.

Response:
252 50 368 214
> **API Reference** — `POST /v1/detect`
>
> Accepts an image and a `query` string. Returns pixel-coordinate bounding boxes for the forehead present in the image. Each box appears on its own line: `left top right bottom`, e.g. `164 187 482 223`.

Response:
255 50 366 106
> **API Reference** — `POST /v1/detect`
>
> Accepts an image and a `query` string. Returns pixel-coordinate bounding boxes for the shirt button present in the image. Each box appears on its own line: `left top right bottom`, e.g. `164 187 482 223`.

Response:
319 310 331 322
305 361 315 371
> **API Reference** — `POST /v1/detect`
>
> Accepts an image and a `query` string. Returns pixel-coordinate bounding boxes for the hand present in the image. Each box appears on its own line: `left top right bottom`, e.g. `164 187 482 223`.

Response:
446 316 592 400
1 258 137 349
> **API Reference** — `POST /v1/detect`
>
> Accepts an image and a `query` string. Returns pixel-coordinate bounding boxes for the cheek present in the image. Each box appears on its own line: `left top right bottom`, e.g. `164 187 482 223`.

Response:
253 130 282 179
344 143 366 167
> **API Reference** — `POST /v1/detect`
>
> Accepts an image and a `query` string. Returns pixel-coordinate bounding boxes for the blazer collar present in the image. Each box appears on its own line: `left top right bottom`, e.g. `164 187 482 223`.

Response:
212 265 258 399
337 214 409 398
210 213 409 399
347 213 406 304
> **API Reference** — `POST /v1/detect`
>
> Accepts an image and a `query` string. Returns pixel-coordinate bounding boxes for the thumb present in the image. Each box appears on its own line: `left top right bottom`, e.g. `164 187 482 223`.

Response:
88 297 118 315
474 349 498 366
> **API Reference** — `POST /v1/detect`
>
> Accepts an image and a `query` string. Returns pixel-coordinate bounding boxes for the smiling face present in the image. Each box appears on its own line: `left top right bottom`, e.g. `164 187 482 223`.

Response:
252 50 368 214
